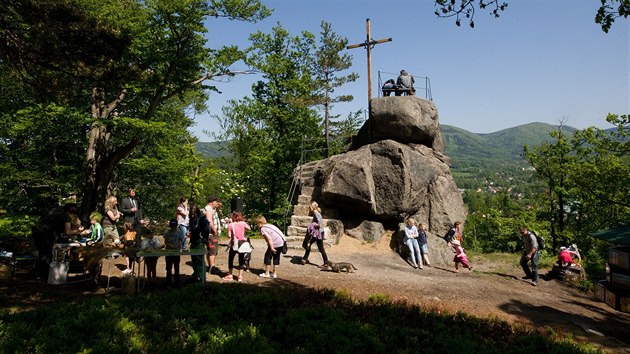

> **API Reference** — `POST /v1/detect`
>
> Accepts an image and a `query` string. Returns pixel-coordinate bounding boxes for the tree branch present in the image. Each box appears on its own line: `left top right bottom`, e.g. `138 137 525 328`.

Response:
104 88 128 117
161 70 258 102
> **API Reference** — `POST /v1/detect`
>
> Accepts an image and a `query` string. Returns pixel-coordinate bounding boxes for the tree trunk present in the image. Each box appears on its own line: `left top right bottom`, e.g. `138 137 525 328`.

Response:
325 90 330 158
549 179 557 250
80 87 131 222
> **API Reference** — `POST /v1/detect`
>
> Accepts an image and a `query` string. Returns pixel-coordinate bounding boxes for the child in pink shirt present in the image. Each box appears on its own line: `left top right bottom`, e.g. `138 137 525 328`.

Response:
451 240 472 272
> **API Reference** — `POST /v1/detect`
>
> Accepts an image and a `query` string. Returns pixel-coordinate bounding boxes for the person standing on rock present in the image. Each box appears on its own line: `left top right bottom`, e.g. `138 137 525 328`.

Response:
300 201 329 267
403 218 422 269
519 226 539 286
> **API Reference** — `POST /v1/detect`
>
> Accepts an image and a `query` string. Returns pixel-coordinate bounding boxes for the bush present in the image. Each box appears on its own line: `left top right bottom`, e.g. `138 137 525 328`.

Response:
0 284 601 353
0 215 37 240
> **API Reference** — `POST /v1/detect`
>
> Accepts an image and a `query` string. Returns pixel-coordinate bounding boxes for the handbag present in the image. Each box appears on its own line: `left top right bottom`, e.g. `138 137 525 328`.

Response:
237 240 253 254
282 241 288 254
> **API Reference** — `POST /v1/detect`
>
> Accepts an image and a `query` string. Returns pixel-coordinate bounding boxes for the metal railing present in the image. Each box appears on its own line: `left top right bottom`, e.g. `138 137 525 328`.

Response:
282 137 326 233
377 70 432 101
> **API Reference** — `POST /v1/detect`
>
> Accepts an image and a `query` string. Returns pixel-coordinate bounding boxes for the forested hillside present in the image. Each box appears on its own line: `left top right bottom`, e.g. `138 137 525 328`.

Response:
196 122 573 192
441 122 576 191
194 141 231 158
443 122 576 162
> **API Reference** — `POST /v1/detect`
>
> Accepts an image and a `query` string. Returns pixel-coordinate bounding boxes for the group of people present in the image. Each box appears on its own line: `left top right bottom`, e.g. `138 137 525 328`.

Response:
56 187 574 289
133 195 288 285
78 191 291 286
399 220 581 286
382 69 416 97
402 219 473 272
403 218 430 269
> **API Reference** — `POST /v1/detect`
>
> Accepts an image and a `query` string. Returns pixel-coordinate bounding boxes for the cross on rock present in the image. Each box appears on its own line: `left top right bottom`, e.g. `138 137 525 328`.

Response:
347 18 392 103
347 18 392 143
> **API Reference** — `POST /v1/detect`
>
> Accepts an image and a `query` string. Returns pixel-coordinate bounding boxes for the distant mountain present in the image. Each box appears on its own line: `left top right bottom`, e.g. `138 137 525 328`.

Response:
195 141 230 158
442 122 576 163
196 122 576 165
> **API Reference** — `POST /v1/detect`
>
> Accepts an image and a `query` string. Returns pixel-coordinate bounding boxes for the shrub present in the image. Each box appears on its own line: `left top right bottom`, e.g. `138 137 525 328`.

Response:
0 215 37 240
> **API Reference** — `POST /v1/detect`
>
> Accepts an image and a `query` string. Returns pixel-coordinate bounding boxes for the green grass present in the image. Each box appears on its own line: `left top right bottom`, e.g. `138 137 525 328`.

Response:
0 283 601 353
468 250 556 269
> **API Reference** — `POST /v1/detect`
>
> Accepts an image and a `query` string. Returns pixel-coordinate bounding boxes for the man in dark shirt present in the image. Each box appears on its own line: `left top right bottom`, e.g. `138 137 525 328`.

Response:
519 226 539 286
120 188 142 231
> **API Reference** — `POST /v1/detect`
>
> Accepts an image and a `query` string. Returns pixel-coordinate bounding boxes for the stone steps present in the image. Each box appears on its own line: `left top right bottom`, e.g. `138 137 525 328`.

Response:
294 164 316 184
287 162 337 251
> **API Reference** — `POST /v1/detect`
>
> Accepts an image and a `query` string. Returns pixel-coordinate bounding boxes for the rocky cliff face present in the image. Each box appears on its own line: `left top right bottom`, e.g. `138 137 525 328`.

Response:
288 97 467 266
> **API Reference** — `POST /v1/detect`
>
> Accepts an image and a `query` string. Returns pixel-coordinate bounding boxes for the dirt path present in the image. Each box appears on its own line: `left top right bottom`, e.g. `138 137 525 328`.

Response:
3 236 630 353
243 236 630 353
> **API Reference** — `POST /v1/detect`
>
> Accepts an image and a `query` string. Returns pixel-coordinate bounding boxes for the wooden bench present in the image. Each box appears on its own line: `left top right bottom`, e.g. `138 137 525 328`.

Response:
382 87 415 97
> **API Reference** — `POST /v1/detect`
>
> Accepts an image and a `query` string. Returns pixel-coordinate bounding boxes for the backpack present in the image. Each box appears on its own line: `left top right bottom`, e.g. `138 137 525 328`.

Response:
531 230 545 251
443 229 455 244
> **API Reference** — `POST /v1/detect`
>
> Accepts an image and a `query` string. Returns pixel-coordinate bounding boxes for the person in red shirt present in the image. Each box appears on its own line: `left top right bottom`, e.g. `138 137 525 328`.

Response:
557 246 581 271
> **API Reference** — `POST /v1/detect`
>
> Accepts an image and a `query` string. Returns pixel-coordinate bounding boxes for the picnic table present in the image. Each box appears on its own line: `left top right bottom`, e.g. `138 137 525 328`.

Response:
1 249 37 281
135 245 207 292
48 242 122 291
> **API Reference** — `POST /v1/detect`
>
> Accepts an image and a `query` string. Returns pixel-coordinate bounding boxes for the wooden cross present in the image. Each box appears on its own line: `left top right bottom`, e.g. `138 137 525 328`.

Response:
347 18 392 103
347 18 392 143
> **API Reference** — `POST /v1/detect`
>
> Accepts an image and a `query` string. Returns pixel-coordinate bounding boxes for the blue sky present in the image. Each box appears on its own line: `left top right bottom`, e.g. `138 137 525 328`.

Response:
192 0 629 141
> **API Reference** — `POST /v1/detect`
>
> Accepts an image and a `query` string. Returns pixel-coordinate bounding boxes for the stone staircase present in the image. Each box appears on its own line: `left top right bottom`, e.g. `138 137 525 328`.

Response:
285 162 337 252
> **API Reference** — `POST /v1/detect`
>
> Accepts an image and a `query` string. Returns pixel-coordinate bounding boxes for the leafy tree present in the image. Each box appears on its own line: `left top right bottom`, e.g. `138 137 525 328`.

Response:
0 0 271 220
328 110 365 156
569 114 630 229
312 21 359 157
596 0 630 32
219 24 328 221
523 124 574 250
463 190 543 252
0 104 87 213
434 0 629 32
522 116 630 254
435 0 508 28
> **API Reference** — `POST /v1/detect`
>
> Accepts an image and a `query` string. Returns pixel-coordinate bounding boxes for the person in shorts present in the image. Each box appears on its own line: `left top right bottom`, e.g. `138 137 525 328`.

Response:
122 221 137 275
204 196 221 274
256 215 285 279
418 223 431 267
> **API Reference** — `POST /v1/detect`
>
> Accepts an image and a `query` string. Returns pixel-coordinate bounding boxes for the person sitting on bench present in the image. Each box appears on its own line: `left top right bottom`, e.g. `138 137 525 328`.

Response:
382 79 396 96
396 69 416 96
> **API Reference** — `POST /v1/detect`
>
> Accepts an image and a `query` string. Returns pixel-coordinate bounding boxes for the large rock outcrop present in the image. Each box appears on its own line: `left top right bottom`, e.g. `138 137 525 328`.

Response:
350 97 444 152
287 96 466 266
315 140 464 231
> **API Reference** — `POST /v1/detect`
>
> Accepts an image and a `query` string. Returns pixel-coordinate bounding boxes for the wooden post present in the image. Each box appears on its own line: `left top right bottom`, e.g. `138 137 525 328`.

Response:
347 18 392 142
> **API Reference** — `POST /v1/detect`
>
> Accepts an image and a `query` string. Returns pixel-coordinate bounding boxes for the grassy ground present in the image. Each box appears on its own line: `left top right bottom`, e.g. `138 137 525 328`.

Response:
0 281 601 353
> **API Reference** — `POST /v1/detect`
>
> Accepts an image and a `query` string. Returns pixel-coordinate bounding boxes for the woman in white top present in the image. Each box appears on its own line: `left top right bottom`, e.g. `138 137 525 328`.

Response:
403 218 422 269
